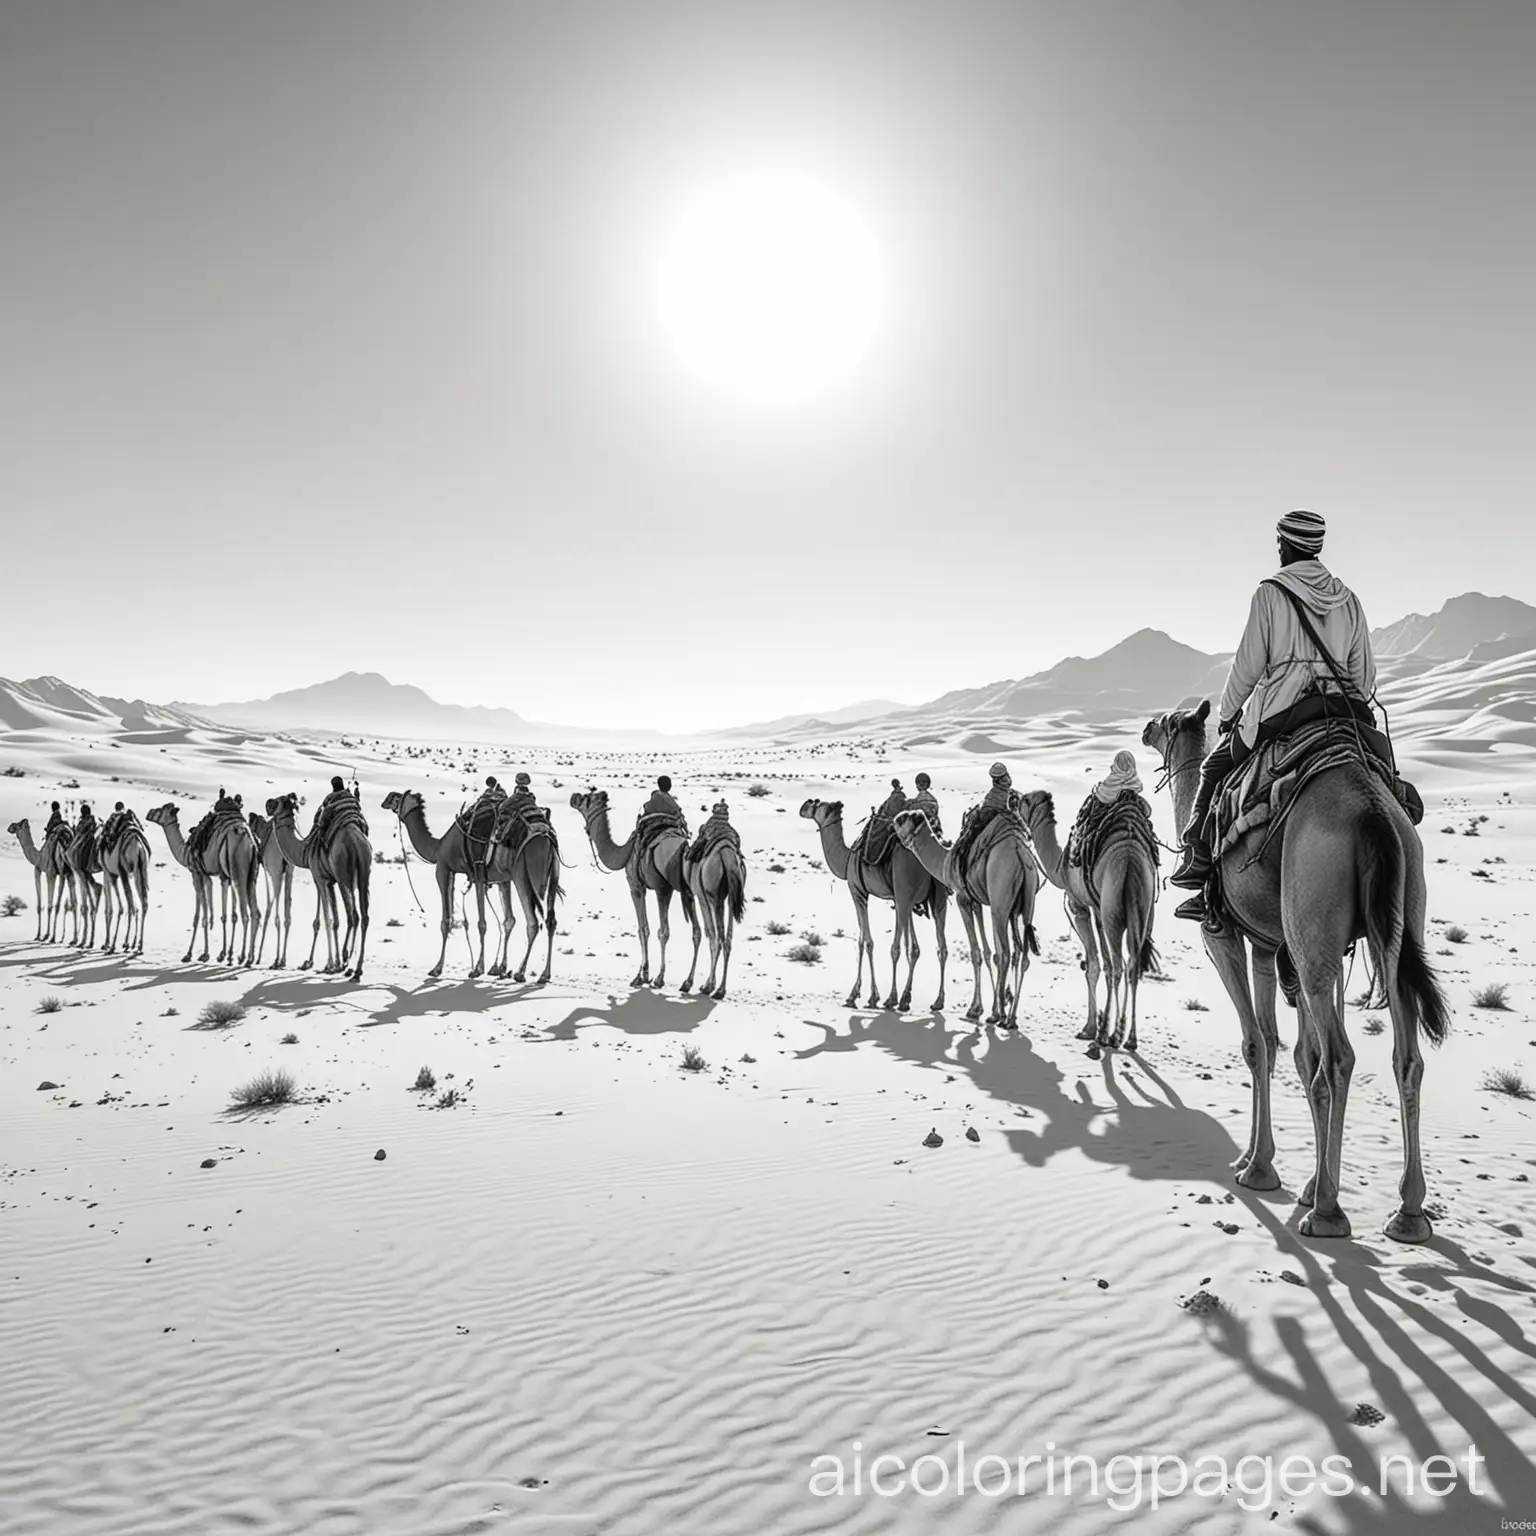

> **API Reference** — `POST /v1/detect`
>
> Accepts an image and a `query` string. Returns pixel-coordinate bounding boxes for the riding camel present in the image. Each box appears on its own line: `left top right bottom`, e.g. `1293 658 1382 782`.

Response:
570 789 698 990
146 804 261 966
891 809 1037 1028
248 806 295 967
1143 699 1448 1242
268 794 372 981
382 790 560 982
1018 791 1159 1054
798 798 949 1011
62 817 103 949
99 817 151 955
7 819 76 942
684 836 747 1000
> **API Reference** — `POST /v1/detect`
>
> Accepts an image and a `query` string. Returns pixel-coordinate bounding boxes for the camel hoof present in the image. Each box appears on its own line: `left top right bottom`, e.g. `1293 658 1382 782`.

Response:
844 992 859 1008
537 973 550 986
1075 1023 1097 1041
427 967 443 980
1384 1209 1433 1244
679 981 692 994
1085 1042 1102 1060
1297 1176 1317 1208
1124 1034 1138 1054
513 971 527 983
711 986 727 1000
1237 1163 1281 1192
898 993 912 1012
1299 1208 1352 1239
631 974 646 989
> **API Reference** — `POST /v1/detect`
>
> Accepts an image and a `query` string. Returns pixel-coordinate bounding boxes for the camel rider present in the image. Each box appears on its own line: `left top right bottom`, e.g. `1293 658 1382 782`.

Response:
99 801 130 853
1069 750 1146 866
688 800 738 863
952 763 1014 869
1170 509 1377 921
865 779 908 862
506 772 537 821
910 772 942 836
44 801 65 837
641 775 685 827
497 772 542 852
313 776 354 839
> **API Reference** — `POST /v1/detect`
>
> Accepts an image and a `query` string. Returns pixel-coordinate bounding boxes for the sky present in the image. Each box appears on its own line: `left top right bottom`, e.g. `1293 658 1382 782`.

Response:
2 0 1534 732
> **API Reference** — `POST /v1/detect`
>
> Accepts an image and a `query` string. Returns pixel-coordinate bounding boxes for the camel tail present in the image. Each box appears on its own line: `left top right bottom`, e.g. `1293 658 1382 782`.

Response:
725 851 746 924
543 841 563 926
1138 934 1161 979
1360 806 1450 1049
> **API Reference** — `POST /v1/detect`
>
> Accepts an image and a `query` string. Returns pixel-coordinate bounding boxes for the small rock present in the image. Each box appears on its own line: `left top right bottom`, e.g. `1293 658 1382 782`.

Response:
200 1158 217 1170
922 1128 943 1148
965 1127 980 1143
1096 1278 1109 1290
1279 1270 1306 1286
37 1081 59 1091
1348 1402 1384 1427
1180 1289 1224 1316
374 1148 387 1161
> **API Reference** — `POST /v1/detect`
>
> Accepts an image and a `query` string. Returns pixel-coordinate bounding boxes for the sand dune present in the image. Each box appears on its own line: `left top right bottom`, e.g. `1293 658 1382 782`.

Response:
2 702 1533 1535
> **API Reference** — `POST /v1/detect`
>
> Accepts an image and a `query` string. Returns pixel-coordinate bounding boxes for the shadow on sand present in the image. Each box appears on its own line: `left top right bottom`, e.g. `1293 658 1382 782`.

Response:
792 1006 1532 1527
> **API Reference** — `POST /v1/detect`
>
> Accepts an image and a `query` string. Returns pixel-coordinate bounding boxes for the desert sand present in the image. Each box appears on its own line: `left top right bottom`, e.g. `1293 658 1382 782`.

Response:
2 702 1534 1535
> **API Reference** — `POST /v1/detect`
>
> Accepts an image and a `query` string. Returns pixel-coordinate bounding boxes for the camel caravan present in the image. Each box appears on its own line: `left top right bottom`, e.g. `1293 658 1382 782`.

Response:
3 512 1450 1240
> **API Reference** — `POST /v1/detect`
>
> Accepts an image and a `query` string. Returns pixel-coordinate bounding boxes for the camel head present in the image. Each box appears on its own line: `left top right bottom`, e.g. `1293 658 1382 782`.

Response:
270 793 300 822
382 789 424 819
264 797 281 816
569 788 607 820
892 809 931 848
798 797 842 826
146 804 179 828
1016 789 1055 835
1142 698 1210 766
6 818 26 839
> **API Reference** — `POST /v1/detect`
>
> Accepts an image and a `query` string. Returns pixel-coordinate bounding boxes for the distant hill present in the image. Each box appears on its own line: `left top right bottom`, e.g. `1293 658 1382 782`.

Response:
715 698 910 737
1 676 218 735
180 671 531 741
1371 593 1536 661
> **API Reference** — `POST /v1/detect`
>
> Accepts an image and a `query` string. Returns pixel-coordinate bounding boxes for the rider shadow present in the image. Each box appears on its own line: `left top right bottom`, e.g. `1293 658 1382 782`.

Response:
535 987 717 1042
357 978 540 1030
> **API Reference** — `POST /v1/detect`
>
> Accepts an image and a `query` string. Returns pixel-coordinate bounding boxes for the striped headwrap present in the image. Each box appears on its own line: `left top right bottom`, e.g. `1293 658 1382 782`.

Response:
1276 509 1326 555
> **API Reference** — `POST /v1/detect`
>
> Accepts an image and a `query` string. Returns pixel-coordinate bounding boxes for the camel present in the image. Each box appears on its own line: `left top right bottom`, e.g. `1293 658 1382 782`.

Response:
61 817 103 949
798 799 949 1012
268 794 372 981
381 790 553 981
98 817 151 955
487 804 563 984
1018 791 1159 1053
248 808 295 967
892 809 1038 1028
7 819 76 942
684 836 747 999
570 789 698 990
146 804 261 965
1142 699 1449 1242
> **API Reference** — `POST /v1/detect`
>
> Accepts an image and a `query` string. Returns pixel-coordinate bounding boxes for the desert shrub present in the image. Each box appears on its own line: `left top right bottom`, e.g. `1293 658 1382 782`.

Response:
1481 1068 1533 1100
1363 1018 1385 1035
196 999 247 1029
280 1032 298 1045
1445 925 1469 944
799 930 824 947
435 1087 460 1108
1472 983 1510 1011
746 783 770 798
412 1065 437 1091
386 917 402 928
37 995 63 1014
765 920 791 936
787 942 823 964
1183 998 1208 1012
767 862 786 874
680 1044 708 1073
2 895 27 916
1 766 24 778
229 1068 295 1108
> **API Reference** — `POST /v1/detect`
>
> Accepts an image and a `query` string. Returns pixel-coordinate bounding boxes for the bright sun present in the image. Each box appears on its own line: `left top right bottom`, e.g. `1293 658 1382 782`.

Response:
650 170 891 408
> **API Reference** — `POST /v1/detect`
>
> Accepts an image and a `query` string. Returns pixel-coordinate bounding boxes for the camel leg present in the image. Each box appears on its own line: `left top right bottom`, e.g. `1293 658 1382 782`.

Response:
989 906 1013 1028
279 869 293 967
1203 928 1281 1191
1383 973 1430 1241
713 897 735 1000
467 875 489 979
955 898 986 1023
928 895 948 1012
653 886 673 988
347 868 370 983
1252 946 1281 1071
882 896 906 1011
100 873 115 953
335 879 359 974
302 880 324 970
897 898 920 1013
1099 911 1128 1049
1298 971 1355 1240
1093 911 1118 1039
425 865 452 978
1066 899 1101 1041
629 882 652 987
844 893 873 1009
680 873 704 994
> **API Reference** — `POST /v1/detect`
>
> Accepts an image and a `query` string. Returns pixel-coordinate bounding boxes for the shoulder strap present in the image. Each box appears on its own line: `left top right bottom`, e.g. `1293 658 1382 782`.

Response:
1262 579 1358 699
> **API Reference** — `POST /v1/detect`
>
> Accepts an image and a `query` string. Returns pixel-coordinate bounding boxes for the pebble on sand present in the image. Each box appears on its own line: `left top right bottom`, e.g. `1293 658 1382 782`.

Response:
965 1126 981 1142
37 1081 59 1091
200 1158 217 1169
374 1148 387 1161
922 1128 943 1148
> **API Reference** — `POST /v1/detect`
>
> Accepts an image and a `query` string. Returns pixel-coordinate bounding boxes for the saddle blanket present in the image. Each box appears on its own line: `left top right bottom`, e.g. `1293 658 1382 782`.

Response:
942 809 1031 895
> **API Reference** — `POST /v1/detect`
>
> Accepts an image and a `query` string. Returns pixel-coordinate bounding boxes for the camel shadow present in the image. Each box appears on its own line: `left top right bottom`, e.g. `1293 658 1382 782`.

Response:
796 1008 1246 1185
536 986 717 1042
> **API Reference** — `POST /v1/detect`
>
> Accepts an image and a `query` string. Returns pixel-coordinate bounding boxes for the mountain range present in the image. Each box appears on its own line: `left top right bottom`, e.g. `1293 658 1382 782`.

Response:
4 591 1534 746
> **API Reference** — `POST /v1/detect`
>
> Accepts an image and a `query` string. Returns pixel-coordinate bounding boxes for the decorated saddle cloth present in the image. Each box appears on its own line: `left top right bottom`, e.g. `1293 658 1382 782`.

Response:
858 814 899 867
634 810 689 866
68 819 99 868
493 802 553 852
1211 716 1398 862
308 799 369 858
1066 794 1160 891
687 820 740 865
456 788 507 863
942 807 1032 894
98 810 144 857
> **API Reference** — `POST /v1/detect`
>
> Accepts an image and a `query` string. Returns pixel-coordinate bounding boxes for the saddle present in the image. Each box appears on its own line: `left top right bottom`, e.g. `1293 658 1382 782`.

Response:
687 820 741 865
943 807 1031 895
98 811 143 858
1067 794 1159 902
634 811 688 867
69 820 99 868
493 803 552 855
309 801 369 857
456 790 507 867
859 814 899 868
